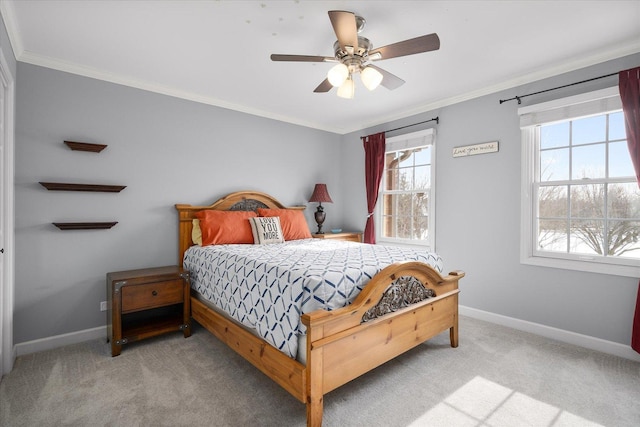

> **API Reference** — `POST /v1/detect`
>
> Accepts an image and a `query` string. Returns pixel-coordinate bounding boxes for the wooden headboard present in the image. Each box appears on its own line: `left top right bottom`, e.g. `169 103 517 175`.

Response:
175 190 304 267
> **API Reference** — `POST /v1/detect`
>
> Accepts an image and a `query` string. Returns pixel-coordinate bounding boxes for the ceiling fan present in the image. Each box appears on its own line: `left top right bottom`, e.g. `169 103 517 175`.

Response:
270 10 440 99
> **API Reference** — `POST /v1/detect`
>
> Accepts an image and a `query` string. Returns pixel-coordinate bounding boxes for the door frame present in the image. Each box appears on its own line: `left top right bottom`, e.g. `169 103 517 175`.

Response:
0 45 15 377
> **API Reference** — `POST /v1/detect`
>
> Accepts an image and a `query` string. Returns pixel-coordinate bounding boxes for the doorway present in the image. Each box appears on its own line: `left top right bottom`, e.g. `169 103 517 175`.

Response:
0 46 15 377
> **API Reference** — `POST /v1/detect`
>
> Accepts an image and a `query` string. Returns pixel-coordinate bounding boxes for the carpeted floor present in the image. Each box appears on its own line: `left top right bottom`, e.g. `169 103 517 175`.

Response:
1 316 639 427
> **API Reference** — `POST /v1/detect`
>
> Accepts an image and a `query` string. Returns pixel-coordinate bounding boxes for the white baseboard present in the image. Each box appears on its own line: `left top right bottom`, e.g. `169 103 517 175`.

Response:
15 326 106 357
460 305 640 363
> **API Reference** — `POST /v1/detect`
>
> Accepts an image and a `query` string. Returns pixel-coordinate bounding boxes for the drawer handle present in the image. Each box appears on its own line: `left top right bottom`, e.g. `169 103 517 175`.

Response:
152 290 158 296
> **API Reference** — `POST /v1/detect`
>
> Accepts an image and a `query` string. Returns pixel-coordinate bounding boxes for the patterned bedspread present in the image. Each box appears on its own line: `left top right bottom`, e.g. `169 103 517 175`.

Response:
184 238 443 358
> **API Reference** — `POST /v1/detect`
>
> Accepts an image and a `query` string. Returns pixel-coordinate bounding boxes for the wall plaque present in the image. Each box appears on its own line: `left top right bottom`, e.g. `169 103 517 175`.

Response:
453 141 499 158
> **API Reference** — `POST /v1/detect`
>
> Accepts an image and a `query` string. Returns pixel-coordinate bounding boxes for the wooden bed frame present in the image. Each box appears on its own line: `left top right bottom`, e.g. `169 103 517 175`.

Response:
175 191 464 426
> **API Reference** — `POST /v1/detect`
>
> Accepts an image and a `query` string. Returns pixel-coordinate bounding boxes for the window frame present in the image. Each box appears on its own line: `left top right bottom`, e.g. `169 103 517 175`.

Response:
375 128 437 250
519 86 640 278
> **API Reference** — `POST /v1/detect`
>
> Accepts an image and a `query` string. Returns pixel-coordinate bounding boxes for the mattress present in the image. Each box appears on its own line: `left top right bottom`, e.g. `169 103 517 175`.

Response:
184 238 443 359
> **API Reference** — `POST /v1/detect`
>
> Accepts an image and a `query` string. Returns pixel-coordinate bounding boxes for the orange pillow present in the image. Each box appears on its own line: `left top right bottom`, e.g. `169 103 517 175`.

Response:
194 210 257 245
257 208 311 240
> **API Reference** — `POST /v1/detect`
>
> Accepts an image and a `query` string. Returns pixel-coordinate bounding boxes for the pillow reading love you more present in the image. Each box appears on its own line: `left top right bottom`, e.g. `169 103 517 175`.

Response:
249 216 285 244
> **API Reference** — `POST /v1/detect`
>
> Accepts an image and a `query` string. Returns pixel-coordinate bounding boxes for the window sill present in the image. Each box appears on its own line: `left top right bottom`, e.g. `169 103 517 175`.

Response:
521 254 640 278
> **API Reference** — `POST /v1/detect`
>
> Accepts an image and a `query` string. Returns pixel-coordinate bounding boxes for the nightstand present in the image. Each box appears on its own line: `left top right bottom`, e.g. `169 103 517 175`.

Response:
312 231 363 243
106 265 191 356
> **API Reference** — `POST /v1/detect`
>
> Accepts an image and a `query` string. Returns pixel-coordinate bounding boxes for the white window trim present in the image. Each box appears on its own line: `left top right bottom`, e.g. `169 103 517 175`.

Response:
375 128 437 251
519 86 640 278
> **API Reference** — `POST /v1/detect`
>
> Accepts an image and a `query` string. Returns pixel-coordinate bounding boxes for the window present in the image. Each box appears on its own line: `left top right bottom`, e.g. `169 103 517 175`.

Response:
376 129 436 249
520 87 640 277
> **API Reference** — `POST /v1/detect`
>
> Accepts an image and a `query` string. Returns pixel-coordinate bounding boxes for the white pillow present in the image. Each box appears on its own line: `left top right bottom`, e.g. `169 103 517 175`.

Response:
249 216 285 244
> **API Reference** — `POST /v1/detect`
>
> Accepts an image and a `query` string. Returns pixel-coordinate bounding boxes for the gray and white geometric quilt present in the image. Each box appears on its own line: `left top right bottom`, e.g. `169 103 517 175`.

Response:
184 238 443 359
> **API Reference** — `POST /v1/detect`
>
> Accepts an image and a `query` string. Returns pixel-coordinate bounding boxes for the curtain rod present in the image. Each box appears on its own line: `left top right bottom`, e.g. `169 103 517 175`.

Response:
361 117 439 139
499 72 618 105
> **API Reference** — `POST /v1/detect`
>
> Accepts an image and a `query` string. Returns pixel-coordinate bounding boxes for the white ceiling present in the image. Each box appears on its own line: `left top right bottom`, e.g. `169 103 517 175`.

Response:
1 1 639 134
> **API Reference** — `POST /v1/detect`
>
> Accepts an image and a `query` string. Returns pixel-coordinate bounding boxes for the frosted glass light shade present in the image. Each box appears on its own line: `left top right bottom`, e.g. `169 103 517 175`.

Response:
337 76 355 99
361 66 383 91
327 63 349 87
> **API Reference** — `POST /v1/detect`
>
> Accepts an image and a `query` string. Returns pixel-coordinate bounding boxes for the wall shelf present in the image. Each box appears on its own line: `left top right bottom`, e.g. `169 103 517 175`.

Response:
64 140 107 153
44 139 120 229
39 182 126 192
53 222 118 230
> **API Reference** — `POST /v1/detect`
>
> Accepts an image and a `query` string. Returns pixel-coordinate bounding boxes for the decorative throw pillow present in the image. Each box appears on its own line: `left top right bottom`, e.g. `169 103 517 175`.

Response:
192 219 203 246
194 210 257 245
249 216 285 244
257 208 312 240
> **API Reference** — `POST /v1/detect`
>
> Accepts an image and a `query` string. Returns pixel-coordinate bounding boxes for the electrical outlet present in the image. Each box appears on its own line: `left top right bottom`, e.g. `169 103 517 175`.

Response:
100 301 108 312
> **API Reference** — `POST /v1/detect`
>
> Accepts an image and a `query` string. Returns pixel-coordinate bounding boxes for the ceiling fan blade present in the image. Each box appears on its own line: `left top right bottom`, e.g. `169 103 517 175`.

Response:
368 65 405 90
313 78 333 93
328 10 359 52
369 33 440 60
270 54 334 63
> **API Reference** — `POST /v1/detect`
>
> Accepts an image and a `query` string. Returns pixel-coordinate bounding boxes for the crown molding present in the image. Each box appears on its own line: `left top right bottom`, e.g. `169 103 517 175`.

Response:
355 40 640 135
18 49 345 134
11 39 640 136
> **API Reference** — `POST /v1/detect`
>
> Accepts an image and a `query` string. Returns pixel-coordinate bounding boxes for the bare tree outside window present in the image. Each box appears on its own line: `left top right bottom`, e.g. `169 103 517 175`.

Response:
536 111 640 260
382 146 431 242
538 182 640 257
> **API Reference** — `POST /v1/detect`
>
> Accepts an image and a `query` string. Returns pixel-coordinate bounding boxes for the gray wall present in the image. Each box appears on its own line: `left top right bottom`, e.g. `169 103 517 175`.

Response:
341 53 640 347
13 50 640 349
14 63 342 343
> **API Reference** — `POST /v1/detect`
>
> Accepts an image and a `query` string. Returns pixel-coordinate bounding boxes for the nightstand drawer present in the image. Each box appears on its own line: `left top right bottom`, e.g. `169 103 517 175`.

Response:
121 279 184 313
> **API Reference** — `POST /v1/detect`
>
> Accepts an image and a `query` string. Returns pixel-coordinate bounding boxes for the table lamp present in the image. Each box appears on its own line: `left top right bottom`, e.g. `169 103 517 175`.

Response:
309 183 333 234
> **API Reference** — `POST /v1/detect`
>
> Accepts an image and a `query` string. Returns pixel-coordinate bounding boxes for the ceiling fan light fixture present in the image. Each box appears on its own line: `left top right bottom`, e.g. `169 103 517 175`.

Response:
360 66 383 91
269 11 440 97
336 75 355 99
327 63 349 87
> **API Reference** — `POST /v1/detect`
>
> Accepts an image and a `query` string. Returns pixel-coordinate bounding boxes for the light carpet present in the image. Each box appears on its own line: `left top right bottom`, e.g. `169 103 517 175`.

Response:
1 316 639 427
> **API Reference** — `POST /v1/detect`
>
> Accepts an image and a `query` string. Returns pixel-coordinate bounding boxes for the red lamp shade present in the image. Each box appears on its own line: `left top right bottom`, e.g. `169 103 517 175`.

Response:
309 184 333 204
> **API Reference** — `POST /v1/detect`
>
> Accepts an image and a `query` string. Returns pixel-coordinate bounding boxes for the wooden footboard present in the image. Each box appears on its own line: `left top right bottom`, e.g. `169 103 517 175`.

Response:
302 261 463 427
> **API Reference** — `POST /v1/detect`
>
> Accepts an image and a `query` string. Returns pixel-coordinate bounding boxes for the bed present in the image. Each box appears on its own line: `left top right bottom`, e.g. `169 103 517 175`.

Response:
175 190 464 426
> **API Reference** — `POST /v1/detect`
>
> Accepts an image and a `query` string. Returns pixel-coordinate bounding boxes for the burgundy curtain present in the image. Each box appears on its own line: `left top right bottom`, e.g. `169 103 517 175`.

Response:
619 66 640 353
362 132 386 244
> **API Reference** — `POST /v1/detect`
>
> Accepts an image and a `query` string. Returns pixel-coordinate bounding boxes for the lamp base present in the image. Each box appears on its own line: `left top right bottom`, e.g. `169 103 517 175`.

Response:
314 205 326 234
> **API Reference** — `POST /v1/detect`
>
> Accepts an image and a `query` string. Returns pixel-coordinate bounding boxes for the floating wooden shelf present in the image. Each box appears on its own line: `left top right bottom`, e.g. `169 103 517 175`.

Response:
53 222 118 230
45 142 119 228
39 182 126 192
64 140 107 153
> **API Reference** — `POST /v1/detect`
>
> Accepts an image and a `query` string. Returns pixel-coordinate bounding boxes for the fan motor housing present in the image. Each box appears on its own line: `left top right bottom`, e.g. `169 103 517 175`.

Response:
333 36 372 63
